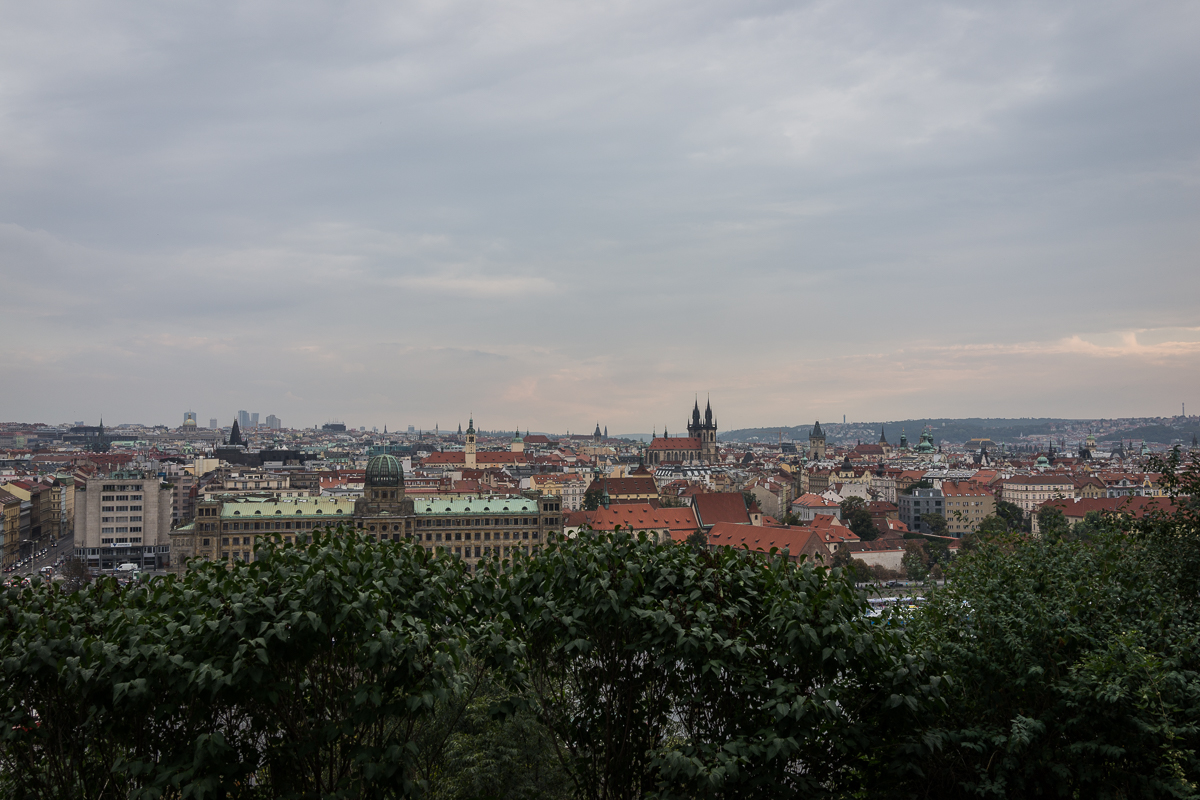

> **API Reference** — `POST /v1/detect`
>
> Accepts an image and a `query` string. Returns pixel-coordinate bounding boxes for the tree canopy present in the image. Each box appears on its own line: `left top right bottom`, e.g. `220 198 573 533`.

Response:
4 453 1200 799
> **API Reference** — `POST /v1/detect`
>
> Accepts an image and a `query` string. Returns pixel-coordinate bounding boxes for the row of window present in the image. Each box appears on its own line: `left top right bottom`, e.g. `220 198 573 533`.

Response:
100 526 143 534
101 505 142 512
101 484 140 492
101 516 142 523
100 537 144 544
423 530 537 542
101 494 143 502
416 516 537 527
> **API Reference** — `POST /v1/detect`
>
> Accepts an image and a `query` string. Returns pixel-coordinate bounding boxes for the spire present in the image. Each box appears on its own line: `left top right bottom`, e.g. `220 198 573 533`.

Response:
811 420 824 439
879 426 887 444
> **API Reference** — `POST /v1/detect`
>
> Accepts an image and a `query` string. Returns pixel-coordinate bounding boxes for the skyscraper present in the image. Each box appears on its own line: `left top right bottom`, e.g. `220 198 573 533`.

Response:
237 410 250 430
266 414 281 430
251 413 260 429
209 419 218 429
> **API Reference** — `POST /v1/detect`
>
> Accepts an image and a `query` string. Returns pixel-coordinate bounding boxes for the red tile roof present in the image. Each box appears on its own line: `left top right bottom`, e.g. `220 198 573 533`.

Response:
705 521 831 561
647 437 701 451
569 503 699 534
692 492 751 527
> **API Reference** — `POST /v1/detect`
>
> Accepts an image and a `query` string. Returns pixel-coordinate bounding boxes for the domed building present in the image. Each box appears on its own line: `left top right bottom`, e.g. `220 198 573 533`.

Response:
353 453 416 532
915 428 937 455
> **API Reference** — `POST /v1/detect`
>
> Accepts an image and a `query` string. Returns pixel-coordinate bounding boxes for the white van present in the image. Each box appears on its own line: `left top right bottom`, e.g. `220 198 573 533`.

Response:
116 563 139 573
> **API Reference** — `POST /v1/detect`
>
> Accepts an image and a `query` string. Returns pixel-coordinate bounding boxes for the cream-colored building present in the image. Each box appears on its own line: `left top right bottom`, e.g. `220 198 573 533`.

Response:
1000 475 1075 515
74 471 174 571
200 469 315 501
940 481 995 535
0 490 21 568
529 473 589 511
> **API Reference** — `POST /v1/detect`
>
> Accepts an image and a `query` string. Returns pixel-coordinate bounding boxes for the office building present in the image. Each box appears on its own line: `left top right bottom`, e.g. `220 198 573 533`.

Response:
238 410 251 430
74 471 173 570
266 414 281 430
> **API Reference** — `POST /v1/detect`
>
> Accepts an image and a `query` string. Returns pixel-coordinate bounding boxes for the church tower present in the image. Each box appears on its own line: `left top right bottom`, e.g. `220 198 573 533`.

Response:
465 417 477 469
687 397 719 462
808 421 826 461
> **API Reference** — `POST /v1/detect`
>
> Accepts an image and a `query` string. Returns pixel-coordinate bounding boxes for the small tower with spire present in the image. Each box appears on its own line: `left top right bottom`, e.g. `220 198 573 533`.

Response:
465 416 477 469
808 421 826 461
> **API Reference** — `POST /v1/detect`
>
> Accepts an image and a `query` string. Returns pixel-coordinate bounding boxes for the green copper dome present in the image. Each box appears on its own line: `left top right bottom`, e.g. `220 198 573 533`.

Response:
366 454 404 488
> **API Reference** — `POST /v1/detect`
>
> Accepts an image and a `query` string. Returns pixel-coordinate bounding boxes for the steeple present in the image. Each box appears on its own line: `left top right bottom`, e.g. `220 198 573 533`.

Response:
879 426 887 445
705 396 713 425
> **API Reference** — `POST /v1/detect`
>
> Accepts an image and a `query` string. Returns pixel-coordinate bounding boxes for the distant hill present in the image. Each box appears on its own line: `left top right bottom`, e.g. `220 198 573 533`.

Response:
721 419 1079 446
1112 425 1200 445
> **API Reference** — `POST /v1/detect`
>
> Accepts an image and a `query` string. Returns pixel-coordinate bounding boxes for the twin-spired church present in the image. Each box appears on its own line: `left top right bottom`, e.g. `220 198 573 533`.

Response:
645 399 720 465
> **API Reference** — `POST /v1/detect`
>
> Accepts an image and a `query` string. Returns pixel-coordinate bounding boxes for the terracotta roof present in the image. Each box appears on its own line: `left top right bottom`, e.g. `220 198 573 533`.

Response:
793 493 839 508
647 437 701 451
421 452 529 466
705 521 831 561
571 503 699 533
1041 496 1175 519
940 481 993 497
692 492 751 527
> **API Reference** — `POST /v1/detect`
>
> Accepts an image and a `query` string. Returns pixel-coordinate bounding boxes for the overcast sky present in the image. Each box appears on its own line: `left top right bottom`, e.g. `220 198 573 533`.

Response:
2 0 1198 432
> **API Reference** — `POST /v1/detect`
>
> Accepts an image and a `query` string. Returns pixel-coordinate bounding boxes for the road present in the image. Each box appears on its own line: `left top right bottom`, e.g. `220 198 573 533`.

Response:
5 533 74 580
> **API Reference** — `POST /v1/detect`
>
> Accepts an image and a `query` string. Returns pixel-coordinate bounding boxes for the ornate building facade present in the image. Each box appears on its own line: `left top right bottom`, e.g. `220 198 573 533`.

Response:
170 453 565 572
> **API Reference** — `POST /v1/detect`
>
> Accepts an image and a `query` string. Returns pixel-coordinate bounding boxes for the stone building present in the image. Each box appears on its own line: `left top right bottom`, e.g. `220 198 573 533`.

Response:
170 453 565 572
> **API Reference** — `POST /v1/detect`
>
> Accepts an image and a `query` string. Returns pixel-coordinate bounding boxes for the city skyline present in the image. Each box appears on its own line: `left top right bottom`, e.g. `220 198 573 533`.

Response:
2 1 1198 428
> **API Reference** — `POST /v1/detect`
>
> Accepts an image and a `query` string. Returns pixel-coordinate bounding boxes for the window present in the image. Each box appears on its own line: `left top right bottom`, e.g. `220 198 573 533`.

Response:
202 538 210 546
102 506 114 512
130 516 142 523
115 527 128 534
101 537 113 544
222 537 229 546
116 505 128 512
102 516 113 523
102 527 114 534
130 505 142 511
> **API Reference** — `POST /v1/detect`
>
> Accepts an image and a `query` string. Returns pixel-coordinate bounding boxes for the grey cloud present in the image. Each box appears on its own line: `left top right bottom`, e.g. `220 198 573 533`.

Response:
1 0 1198 427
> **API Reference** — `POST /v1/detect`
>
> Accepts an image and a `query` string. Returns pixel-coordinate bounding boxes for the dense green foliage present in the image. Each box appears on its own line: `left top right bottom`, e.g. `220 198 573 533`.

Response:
3 454 1199 799
840 496 878 541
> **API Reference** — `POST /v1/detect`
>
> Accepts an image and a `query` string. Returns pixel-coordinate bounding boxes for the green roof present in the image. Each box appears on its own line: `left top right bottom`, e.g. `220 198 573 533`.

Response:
219 497 356 518
416 495 538 516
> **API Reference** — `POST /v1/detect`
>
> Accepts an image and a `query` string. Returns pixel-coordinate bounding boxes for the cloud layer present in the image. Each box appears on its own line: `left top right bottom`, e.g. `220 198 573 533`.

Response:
2 0 1198 429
